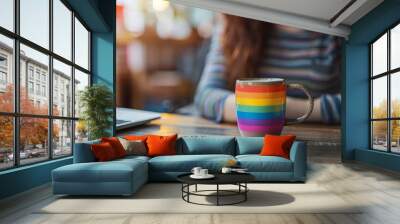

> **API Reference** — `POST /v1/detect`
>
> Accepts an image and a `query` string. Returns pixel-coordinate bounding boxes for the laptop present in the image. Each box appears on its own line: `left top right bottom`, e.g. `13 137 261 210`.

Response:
116 107 161 130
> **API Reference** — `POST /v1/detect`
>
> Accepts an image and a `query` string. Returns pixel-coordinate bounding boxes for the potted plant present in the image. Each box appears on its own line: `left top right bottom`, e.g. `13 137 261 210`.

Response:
79 84 113 140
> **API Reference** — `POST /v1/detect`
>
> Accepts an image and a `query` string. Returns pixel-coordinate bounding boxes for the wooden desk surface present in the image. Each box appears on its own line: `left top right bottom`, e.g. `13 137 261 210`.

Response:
117 113 341 145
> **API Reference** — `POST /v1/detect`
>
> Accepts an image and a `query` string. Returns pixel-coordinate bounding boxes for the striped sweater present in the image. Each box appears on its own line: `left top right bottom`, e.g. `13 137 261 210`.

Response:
194 25 342 124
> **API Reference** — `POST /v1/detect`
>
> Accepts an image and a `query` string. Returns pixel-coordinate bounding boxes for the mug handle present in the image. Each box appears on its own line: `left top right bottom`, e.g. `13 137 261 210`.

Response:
285 83 314 125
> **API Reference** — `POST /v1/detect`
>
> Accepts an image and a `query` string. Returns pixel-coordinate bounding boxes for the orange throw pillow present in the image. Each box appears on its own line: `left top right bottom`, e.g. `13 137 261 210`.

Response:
260 135 296 159
101 137 126 158
146 134 178 157
91 142 117 161
124 135 148 142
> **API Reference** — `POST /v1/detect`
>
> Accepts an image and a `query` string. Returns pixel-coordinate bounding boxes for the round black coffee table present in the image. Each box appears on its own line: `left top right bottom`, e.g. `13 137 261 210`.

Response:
177 173 255 206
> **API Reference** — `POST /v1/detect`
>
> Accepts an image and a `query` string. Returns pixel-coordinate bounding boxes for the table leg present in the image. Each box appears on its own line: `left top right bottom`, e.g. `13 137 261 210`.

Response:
217 184 219 206
187 184 190 202
245 183 247 201
195 184 198 192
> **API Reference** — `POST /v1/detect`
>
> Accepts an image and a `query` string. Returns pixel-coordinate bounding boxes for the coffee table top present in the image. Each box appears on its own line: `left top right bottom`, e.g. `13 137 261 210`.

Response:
177 173 255 185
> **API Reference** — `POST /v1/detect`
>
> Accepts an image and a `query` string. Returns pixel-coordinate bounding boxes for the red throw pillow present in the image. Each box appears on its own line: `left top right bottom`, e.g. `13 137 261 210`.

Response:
101 137 126 158
260 135 296 159
146 134 178 157
91 142 117 161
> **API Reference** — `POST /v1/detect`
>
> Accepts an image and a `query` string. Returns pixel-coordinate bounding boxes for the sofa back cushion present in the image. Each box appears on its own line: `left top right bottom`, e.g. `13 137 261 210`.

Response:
147 134 178 157
74 140 100 163
91 142 119 161
236 137 263 155
177 135 236 155
101 137 127 158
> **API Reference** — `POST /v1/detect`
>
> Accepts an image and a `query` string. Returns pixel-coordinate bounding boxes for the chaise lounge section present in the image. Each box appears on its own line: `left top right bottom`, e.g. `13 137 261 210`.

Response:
52 135 307 196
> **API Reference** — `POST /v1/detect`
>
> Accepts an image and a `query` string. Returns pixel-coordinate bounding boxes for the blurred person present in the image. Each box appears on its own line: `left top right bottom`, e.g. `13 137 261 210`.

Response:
194 14 342 124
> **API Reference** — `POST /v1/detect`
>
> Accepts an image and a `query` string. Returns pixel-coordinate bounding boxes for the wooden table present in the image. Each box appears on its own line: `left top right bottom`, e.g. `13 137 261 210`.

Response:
117 113 341 148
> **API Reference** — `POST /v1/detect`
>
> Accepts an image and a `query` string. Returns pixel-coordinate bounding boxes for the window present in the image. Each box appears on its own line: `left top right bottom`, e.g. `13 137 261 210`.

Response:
28 67 34 80
0 71 6 85
42 85 46 97
0 54 7 86
0 55 7 67
35 70 40 81
0 35 13 113
20 0 49 48
370 23 400 154
36 83 40 95
53 0 72 60
0 0 91 170
75 18 90 70
0 0 14 32
28 81 34 93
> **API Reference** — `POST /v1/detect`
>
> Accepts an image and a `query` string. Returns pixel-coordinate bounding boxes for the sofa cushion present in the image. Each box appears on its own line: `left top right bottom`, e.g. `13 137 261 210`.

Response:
147 134 178 157
73 140 100 163
149 154 235 172
236 137 263 155
119 138 147 156
53 159 147 183
91 142 118 161
260 135 296 159
177 135 236 155
236 155 293 172
101 137 127 158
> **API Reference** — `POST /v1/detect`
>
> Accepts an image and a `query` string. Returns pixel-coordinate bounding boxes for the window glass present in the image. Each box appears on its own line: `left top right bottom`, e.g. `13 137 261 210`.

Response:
391 24 400 70
53 119 72 157
372 121 388 151
74 69 89 118
20 44 49 115
19 117 49 165
0 0 14 31
372 76 387 119
20 0 49 49
75 120 88 143
372 33 387 76
391 72 400 118
0 116 14 170
0 35 14 113
53 0 72 60
391 120 400 153
53 59 72 117
74 18 89 70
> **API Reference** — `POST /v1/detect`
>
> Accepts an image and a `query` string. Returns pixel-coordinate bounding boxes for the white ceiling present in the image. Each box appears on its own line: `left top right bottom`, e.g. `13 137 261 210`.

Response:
227 0 352 21
170 0 384 38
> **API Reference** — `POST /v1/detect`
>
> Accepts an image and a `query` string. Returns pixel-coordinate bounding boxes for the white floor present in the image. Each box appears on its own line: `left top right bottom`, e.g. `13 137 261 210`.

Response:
1 149 400 224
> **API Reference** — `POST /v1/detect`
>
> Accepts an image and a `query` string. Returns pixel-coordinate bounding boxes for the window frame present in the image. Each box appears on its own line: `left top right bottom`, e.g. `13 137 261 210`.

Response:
0 0 92 171
370 20 400 154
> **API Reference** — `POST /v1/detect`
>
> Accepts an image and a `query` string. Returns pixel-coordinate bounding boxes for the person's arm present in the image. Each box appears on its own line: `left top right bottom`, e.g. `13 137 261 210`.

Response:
222 93 341 124
194 24 233 122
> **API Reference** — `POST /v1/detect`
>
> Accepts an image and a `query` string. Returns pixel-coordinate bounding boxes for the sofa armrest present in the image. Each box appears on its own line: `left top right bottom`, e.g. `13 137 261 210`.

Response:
73 140 99 163
289 141 307 181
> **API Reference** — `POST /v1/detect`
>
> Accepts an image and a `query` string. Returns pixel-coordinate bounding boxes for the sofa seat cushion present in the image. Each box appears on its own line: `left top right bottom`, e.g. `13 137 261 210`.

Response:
177 135 236 155
236 155 293 172
149 154 235 172
53 159 147 183
117 155 150 163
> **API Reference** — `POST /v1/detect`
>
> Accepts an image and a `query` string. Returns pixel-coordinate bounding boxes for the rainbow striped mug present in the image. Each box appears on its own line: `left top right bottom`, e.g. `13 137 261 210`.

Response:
235 78 314 136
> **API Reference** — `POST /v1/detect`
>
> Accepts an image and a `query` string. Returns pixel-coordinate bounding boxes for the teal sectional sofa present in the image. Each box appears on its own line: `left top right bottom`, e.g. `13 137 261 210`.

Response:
52 135 307 196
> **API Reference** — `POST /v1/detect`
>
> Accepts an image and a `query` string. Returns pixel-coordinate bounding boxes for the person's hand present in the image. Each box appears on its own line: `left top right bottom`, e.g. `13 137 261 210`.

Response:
286 97 321 122
223 94 237 123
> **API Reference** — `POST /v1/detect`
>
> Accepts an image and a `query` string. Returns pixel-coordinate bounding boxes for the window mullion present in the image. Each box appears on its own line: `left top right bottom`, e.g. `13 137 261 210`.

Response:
48 0 54 160
13 0 20 167
71 11 76 155
388 30 391 152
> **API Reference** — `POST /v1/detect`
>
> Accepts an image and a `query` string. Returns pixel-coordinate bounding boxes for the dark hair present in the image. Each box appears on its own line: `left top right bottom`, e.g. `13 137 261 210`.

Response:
221 14 274 89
